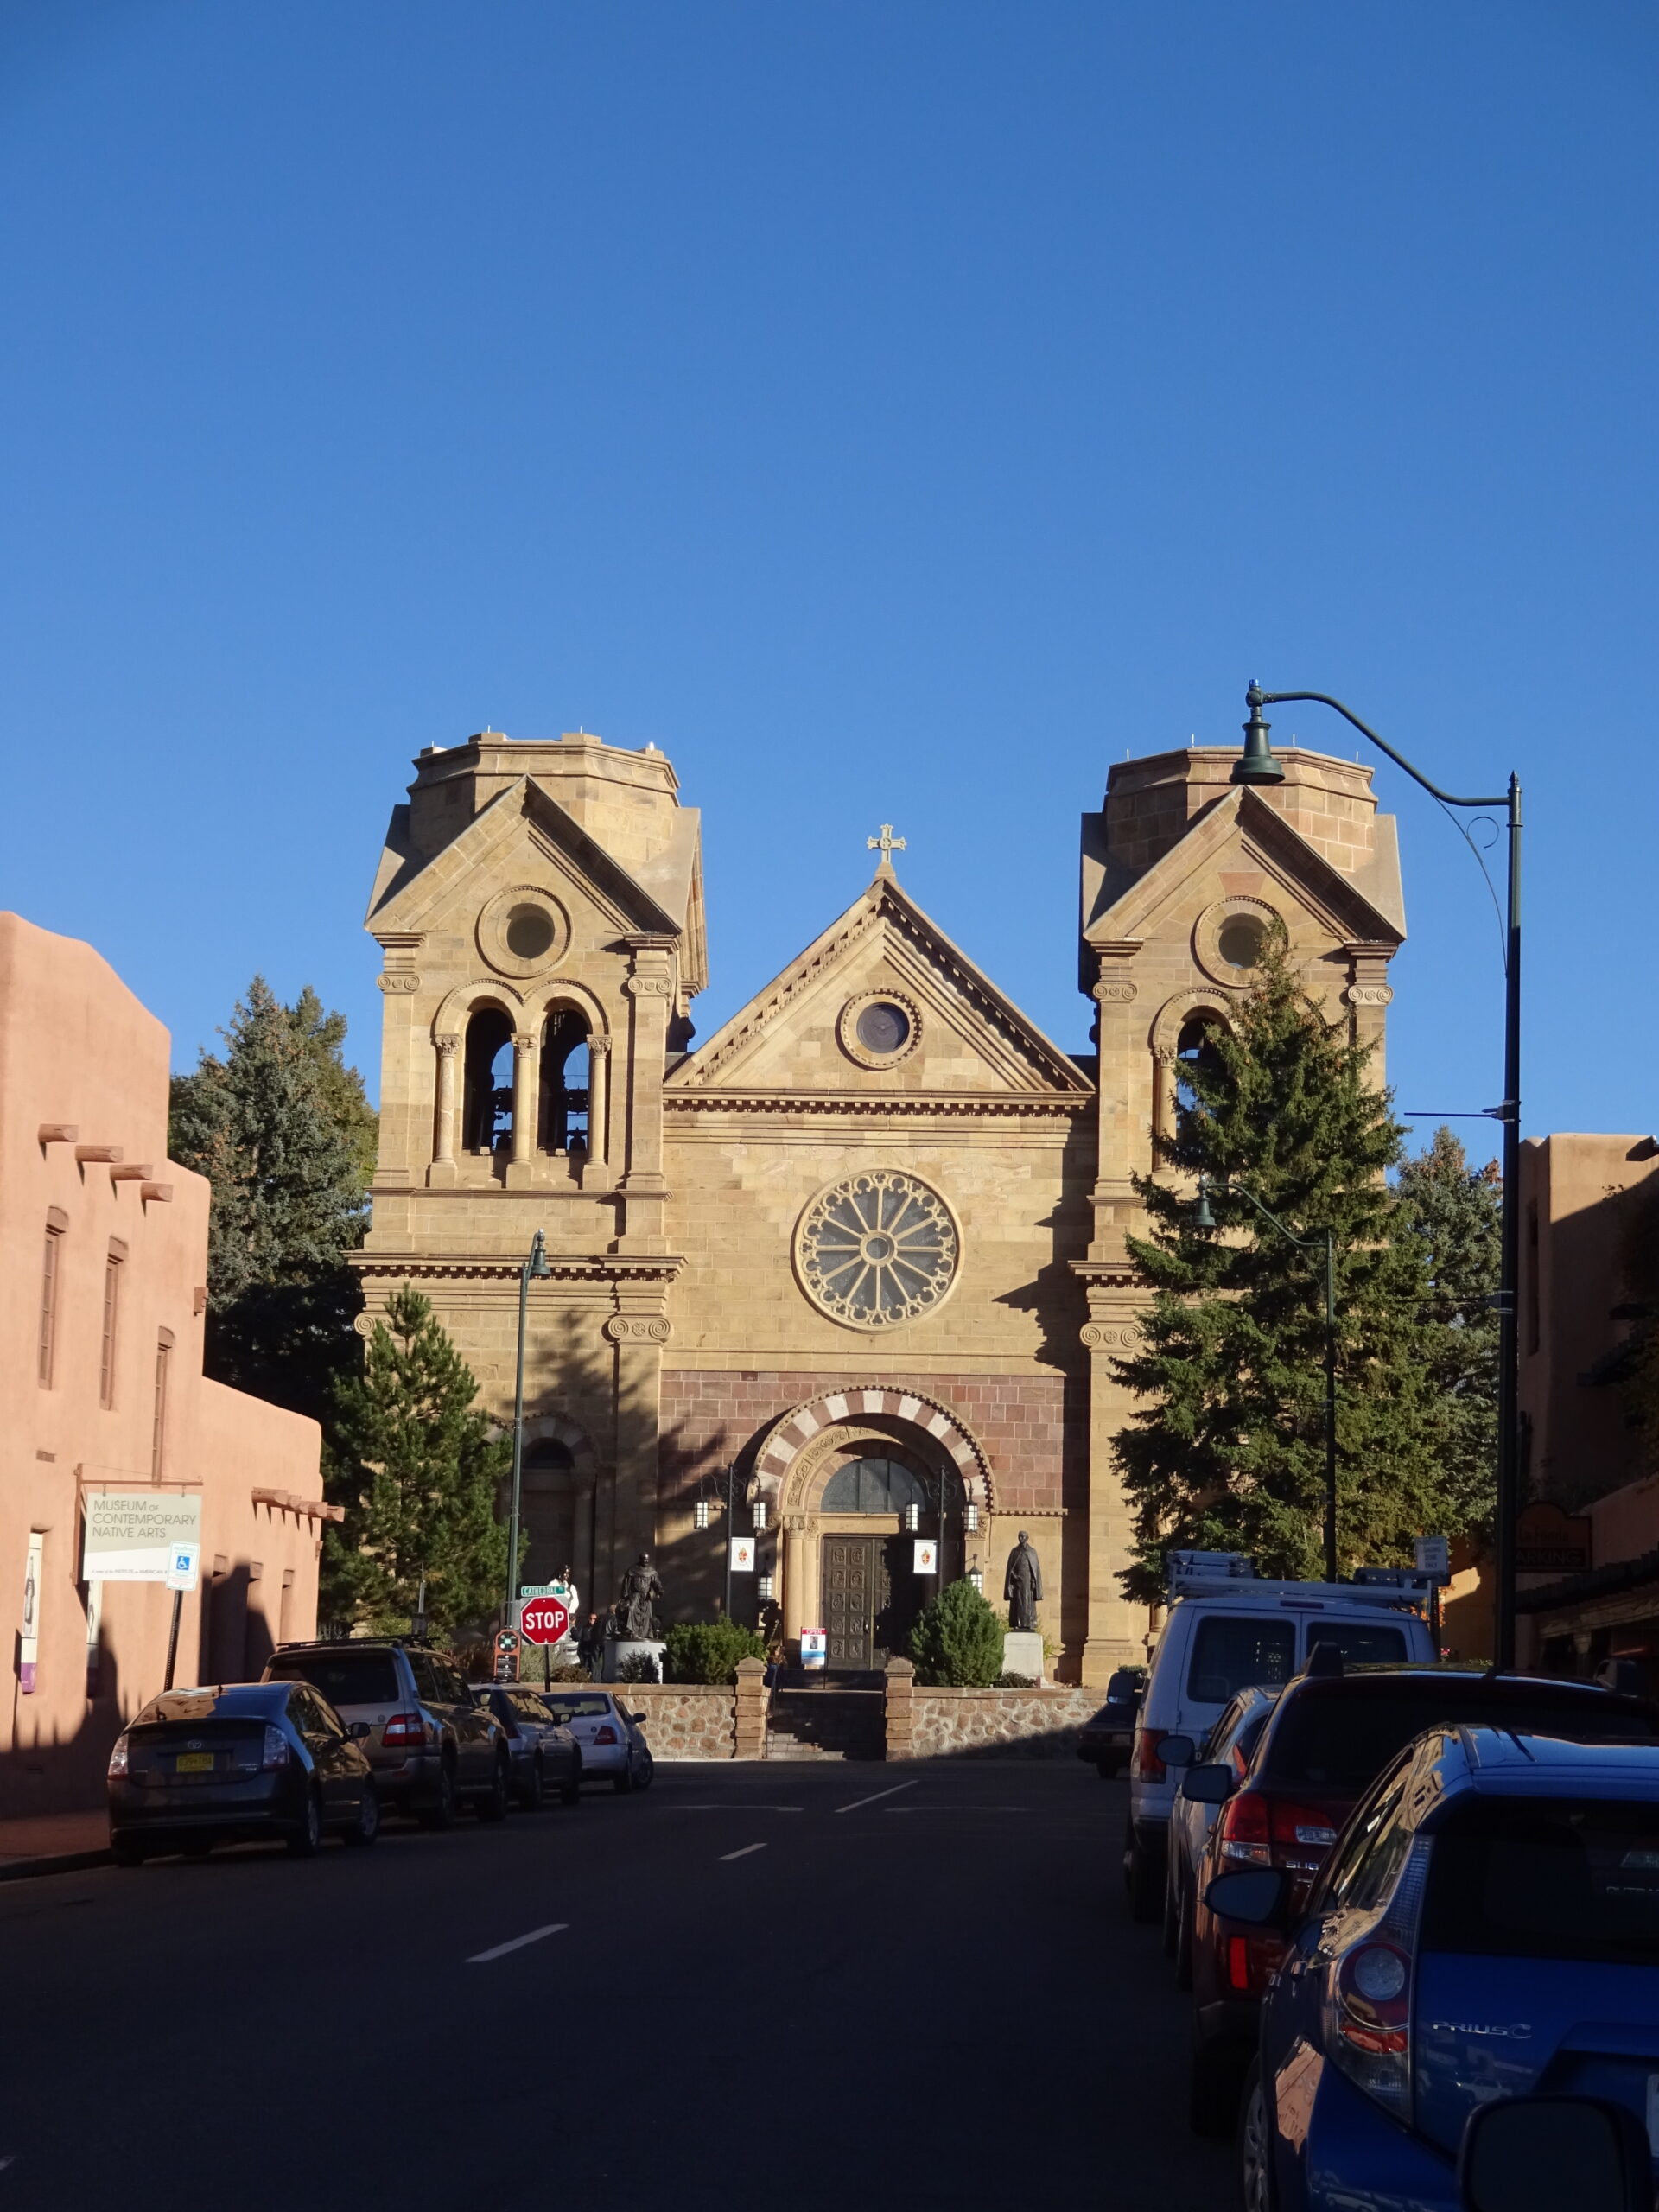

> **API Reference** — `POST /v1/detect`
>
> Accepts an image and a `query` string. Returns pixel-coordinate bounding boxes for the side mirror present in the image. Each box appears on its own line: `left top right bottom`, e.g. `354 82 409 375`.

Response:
1180 1763 1235 1805
1203 1867 1293 1931
630 1712 647 1726
347 1721 372 1741
1158 1733 1196 1769
1461 2096 1652 2212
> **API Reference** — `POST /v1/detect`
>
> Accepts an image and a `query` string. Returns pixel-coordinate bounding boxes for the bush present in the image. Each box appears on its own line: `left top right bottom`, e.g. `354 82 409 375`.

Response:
664 1619 768 1684
547 1662 593 1684
617 1650 661 1683
995 1671 1039 1688
908 1578 1007 1687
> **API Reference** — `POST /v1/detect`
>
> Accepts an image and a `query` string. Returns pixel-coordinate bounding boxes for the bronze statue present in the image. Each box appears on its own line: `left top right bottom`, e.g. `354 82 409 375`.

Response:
1004 1529 1043 1632
616 1551 664 1642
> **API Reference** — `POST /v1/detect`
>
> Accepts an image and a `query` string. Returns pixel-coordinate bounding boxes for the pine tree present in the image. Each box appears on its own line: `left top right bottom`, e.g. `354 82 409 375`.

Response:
908 1577 1007 1686
1113 946 1469 1598
1393 1128 1501 1535
168 977 373 1422
325 1288 511 1635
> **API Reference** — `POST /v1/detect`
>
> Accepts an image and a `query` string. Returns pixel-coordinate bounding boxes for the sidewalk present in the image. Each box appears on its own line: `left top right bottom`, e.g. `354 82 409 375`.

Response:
0 1808 112 1881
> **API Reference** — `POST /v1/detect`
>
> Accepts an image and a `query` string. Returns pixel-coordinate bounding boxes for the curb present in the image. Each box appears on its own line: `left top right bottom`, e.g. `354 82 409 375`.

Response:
0 1847 113 1883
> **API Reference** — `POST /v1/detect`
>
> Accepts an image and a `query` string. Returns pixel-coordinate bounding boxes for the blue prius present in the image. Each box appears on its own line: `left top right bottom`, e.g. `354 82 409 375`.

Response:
1213 1726 1659 2211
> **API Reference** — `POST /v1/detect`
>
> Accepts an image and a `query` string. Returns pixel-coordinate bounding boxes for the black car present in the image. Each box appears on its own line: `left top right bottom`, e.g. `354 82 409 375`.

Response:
1077 1666 1146 1779
108 1681 380 1865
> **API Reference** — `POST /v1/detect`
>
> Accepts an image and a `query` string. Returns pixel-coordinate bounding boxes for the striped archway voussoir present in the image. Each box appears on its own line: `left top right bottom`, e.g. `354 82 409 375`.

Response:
750 1388 993 1510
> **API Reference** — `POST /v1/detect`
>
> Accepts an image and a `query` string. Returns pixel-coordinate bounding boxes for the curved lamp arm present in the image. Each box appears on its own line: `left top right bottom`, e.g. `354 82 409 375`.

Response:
1249 684 1510 811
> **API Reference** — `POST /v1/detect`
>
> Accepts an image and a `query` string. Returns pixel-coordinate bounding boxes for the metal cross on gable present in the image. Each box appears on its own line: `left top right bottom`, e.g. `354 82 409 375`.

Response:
867 823 906 867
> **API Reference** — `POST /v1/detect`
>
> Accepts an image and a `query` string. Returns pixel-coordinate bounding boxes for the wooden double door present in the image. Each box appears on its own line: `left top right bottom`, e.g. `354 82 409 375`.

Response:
822 1534 923 1671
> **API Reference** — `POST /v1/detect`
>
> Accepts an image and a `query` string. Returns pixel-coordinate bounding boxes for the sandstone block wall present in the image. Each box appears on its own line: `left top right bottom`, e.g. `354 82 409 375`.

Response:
906 1686 1098 1759
614 1681 736 1759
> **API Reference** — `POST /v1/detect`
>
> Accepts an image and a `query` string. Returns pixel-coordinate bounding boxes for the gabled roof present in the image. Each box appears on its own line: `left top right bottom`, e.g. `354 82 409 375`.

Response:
365 776 683 941
1084 785 1405 950
671 868 1091 1095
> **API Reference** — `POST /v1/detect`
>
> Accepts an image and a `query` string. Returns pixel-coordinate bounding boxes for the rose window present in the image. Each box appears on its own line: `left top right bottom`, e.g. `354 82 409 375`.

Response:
794 1170 959 1330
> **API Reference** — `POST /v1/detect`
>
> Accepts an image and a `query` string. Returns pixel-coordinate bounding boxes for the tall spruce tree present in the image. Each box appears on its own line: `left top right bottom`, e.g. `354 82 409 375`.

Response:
1393 1128 1501 1536
1113 946 1471 1597
169 977 374 1422
325 1289 511 1634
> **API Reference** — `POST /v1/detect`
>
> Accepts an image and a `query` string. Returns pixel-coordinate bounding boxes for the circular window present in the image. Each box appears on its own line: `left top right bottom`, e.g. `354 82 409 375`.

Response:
477 886 570 978
1194 898 1283 989
1217 915 1267 970
794 1169 960 1331
505 904 557 961
838 988 923 1069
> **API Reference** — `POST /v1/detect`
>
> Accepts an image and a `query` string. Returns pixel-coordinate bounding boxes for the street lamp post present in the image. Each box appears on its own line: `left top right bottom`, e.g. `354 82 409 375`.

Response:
1234 684 1522 1666
506 1229 553 1624
1195 1176 1338 1584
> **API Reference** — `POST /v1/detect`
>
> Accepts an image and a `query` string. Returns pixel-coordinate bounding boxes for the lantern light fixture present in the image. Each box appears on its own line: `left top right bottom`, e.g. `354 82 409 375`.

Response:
968 1566 984 1593
903 1501 921 1534
694 1497 710 1530
758 1573 774 1602
753 1497 769 1534
963 1500 980 1533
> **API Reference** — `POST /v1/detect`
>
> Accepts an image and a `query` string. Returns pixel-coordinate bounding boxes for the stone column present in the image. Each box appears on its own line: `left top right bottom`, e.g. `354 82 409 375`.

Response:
734 1655 768 1761
506 1031 538 1187
883 1656 915 1763
1087 943 1143 1263
1344 944 1395 1082
584 1033 612 1183
605 1308 671 1586
782 1515 810 1651
429 1033 460 1188
1075 1287 1147 1686
618 938 674 1249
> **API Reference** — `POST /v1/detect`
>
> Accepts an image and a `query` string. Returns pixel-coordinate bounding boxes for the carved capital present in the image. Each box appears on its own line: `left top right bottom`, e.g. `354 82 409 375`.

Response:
1081 1320 1135 1350
434 1033 461 1058
1344 984 1394 1007
377 972 420 994
587 1033 613 1058
1092 978 1138 1004
353 1312 377 1338
512 1032 539 1053
604 1315 672 1344
624 975 673 999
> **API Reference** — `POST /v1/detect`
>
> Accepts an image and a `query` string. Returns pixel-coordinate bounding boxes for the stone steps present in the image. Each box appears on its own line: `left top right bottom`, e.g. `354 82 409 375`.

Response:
765 1689 885 1764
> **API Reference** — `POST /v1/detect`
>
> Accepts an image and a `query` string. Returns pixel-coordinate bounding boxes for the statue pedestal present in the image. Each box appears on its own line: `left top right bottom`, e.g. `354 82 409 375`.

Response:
1001 1630 1045 1684
605 1637 666 1685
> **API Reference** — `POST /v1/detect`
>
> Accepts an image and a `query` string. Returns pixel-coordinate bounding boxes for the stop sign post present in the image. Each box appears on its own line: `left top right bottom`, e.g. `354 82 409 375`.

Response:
518 1594 571 1648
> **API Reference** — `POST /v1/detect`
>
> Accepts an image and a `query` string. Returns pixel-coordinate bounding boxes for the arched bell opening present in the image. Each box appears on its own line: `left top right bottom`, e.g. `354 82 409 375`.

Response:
538 1009 591 1159
461 1006 515 1155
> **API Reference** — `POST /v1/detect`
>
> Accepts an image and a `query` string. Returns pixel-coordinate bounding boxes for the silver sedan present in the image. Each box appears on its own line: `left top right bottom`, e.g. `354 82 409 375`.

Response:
533 1689 654 1794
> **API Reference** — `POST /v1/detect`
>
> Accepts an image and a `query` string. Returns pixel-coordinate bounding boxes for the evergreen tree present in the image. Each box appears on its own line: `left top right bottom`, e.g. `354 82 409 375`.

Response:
1393 1128 1501 1535
908 1577 1007 1686
325 1288 511 1634
1113 946 1470 1598
168 977 374 1422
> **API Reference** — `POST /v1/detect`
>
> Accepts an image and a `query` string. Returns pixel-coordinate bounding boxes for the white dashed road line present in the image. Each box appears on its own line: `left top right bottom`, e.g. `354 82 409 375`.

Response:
718 1842 769 1862
835 1780 918 1815
467 1923 569 1963
661 1804 804 1813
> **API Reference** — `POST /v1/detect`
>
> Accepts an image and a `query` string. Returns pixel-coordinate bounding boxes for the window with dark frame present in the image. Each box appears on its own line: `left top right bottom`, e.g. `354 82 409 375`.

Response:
38 1211 67 1387
99 1244 125 1408
151 1331 174 1478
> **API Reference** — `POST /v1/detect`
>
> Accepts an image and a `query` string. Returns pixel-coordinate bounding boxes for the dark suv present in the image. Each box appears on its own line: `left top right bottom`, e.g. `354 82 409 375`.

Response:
1171 1661 1659 2135
264 1641 509 1826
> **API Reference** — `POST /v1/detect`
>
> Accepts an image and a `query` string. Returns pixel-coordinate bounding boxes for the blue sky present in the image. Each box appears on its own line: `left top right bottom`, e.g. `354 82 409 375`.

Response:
3 1 1656 1153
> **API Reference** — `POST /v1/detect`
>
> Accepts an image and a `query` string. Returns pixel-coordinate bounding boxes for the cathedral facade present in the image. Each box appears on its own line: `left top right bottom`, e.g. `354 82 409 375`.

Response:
358 727 1403 1683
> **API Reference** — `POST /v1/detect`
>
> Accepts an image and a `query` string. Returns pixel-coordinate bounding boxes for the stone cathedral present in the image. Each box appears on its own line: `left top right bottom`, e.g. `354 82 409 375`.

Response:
357 727 1403 1683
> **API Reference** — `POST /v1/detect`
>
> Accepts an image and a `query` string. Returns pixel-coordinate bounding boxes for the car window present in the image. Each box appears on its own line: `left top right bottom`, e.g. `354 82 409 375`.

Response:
510 1693 547 1722
1325 1767 1411 1913
1305 1623 1409 1669
1266 1688 1659 1793
407 1652 442 1703
542 1694 612 1722
266 1651 400 1707
1422 1796 1659 1965
286 1687 320 1734
1185 1617 1296 1704
438 1663 470 1706
1230 1713 1271 1778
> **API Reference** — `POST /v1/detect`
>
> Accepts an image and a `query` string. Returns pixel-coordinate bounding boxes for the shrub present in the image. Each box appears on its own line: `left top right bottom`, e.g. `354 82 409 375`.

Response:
909 1578 1007 1687
548 1662 593 1684
664 1619 768 1684
995 1671 1039 1688
617 1650 661 1683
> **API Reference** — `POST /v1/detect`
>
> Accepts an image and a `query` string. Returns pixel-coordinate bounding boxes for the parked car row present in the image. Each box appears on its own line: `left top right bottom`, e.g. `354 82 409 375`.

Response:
1112 1558 1659 2208
106 1637 654 1864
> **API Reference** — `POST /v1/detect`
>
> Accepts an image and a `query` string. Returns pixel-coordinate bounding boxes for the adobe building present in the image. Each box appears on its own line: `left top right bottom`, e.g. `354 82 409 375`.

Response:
359 727 1403 1684
1 914 328 1817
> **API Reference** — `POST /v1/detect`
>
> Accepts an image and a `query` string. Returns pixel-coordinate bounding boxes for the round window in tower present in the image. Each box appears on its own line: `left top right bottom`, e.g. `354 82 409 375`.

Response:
1194 897 1284 989
793 1169 961 1331
505 903 558 961
1217 914 1267 971
838 988 923 1069
476 885 570 977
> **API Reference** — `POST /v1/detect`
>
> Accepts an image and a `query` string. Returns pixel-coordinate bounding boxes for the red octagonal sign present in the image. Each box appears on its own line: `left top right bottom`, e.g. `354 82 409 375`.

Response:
518 1595 571 1647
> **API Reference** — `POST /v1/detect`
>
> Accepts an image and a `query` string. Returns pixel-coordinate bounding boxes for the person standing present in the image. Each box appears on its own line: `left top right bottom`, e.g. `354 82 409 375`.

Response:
577 1610 607 1681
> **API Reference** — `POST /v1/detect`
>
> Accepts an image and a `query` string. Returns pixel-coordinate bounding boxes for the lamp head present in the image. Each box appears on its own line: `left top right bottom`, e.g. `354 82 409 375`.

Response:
527 1228 552 1279
1191 1179 1217 1234
1233 682 1286 786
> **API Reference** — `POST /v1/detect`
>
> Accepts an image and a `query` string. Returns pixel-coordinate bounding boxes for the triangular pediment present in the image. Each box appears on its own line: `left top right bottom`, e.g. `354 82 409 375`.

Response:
671 873 1091 1097
366 777 682 942
1084 787 1404 950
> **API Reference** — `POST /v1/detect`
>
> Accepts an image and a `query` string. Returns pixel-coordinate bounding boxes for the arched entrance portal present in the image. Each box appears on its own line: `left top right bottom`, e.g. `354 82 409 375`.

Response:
749 1390 993 1675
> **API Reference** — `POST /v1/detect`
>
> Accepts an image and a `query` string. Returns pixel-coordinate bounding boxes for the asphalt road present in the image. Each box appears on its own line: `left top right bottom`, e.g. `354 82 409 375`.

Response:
0 1760 1230 2211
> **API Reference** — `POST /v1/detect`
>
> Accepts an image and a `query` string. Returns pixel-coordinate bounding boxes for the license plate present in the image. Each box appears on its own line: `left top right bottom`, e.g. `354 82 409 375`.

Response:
175 1751 214 1773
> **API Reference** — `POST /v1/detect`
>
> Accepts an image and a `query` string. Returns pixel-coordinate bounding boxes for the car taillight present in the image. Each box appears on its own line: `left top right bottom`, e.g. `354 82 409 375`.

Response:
261 1726 291 1770
1336 1944 1410 2054
594 1725 619 1745
381 1712 433 1746
1217 1789 1272 1866
107 1732 130 1778
1134 1727 1171 1781
1323 1836 1430 2124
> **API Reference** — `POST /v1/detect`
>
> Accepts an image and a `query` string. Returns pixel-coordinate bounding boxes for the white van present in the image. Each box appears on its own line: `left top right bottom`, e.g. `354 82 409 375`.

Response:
1121 1551 1437 1919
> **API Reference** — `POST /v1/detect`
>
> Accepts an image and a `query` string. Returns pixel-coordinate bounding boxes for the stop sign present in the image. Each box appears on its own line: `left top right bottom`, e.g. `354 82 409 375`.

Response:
518 1594 571 1647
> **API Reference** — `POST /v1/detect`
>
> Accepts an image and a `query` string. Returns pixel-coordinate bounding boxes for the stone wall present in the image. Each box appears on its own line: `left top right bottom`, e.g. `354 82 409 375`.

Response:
613 1682 736 1760
883 1659 1096 1760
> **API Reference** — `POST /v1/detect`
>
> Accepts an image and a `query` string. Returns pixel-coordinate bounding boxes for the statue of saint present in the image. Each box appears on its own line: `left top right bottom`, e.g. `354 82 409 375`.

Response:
617 1551 664 1642
1003 1530 1043 1633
